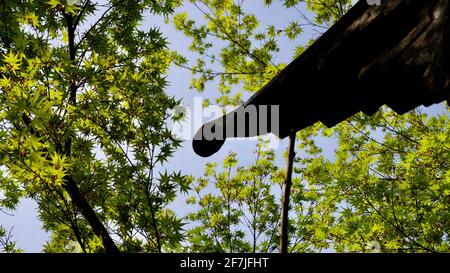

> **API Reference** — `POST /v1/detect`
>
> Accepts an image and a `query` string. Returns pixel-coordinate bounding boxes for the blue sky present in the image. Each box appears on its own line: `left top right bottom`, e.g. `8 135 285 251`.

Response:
0 0 447 252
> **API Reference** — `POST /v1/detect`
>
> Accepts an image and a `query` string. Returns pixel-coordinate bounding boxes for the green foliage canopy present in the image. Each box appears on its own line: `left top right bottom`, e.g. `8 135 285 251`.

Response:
0 0 190 253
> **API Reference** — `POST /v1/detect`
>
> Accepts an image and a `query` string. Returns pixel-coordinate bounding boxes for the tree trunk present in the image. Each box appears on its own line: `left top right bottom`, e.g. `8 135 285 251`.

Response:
64 176 120 253
280 132 296 254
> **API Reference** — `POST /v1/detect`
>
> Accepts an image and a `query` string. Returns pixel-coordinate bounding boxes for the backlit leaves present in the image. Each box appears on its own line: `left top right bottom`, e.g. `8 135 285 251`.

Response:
0 0 187 253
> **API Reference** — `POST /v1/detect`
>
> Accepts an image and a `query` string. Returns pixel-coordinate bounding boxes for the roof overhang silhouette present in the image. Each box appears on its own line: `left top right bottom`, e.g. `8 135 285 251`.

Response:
193 0 450 157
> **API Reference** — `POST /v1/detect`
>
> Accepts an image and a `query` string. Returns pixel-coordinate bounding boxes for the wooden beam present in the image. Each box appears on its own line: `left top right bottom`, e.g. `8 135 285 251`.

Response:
193 0 450 157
